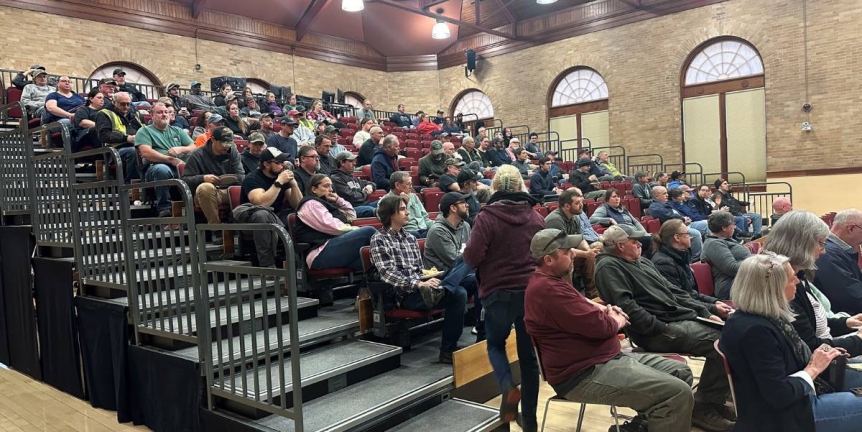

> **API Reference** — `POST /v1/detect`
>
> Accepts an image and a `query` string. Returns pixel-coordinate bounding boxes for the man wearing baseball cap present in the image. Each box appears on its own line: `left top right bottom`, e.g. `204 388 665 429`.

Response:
713 178 762 238
418 140 448 188
181 126 244 243
595 225 734 431
330 151 377 218
195 113 225 147
241 132 267 174
287 109 315 146
235 147 301 267
20 66 54 117
266 116 299 162
112 68 148 106
525 228 695 432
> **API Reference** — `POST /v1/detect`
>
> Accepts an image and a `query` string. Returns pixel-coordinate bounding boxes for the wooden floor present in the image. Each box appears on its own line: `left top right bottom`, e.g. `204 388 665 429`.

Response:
0 358 709 432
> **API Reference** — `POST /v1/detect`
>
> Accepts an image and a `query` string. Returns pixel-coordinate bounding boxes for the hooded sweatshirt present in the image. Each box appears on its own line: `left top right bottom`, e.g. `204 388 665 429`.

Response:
463 192 544 298
370 147 397 191
181 139 245 193
241 148 260 174
424 214 471 271
594 252 712 338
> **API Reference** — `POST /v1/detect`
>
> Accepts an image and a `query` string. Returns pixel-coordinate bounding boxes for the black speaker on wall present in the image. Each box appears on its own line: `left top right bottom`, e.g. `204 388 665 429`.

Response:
210 76 246 92
270 85 292 99
465 49 476 78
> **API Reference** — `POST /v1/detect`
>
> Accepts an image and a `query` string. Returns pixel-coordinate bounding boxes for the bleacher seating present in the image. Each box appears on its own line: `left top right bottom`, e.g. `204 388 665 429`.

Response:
692 262 715 296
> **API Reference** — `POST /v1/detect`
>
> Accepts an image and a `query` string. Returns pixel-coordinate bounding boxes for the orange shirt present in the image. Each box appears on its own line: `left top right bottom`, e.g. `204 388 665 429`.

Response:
195 132 211 147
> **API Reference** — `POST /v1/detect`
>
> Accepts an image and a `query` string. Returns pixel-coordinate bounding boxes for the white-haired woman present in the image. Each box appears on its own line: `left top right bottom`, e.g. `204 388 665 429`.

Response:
720 253 862 432
763 211 862 357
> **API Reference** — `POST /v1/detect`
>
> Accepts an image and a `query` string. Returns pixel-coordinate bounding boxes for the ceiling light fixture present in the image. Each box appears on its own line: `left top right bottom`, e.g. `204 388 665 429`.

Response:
431 19 450 39
431 8 450 40
536 0 558 4
342 0 364 12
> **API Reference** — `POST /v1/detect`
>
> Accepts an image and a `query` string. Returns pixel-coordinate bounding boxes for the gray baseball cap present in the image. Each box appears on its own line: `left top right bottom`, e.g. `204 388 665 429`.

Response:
530 229 584 259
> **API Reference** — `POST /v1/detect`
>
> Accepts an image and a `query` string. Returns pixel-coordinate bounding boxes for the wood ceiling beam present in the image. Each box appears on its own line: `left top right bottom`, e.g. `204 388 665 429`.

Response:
618 0 644 9
483 0 517 24
376 0 526 41
191 0 207 19
295 0 331 41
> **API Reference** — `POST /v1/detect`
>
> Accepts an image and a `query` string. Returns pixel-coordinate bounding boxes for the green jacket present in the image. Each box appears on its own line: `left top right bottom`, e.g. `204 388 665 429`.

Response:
595 252 712 337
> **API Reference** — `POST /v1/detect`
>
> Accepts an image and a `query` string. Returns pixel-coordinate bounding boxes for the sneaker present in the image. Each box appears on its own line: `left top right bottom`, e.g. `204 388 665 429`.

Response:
438 350 453 364
692 403 734 432
212 231 223 246
158 208 172 218
419 285 445 308
610 414 648 432
471 326 478 335
499 384 521 423
515 413 538 432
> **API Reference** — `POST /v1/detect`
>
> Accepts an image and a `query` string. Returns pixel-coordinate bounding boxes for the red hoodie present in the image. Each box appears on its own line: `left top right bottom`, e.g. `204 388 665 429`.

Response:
463 193 545 298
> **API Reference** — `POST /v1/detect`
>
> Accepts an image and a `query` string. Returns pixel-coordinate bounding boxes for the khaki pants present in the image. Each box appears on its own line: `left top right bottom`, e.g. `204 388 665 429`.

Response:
194 182 229 224
569 255 597 298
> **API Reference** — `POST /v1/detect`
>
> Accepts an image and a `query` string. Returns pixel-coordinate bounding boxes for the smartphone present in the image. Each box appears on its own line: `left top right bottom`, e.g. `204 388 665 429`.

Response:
852 387 862 397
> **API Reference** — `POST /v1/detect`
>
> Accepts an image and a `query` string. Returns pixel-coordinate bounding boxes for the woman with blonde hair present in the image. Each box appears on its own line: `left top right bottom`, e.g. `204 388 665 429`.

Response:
224 101 249 139
463 163 545 429
763 211 862 356
720 253 862 432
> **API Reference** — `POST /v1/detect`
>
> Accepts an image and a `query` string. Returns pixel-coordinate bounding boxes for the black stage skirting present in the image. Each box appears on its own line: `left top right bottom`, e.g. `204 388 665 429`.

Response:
0 226 40 379
76 296 133 422
129 345 202 432
32 257 84 399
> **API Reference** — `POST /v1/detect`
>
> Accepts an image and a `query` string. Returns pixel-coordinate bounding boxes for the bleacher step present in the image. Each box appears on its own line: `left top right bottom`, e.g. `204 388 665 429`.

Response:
173 303 360 365
253 360 453 432
218 340 401 403
146 295 319 337
387 398 502 432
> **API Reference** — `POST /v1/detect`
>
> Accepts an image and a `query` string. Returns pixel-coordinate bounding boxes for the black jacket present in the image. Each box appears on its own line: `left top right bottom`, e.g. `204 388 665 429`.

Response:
790 271 862 356
331 168 374 207
650 245 719 313
689 196 713 218
96 108 143 147
181 140 245 193
720 311 815 432
715 190 748 216
118 83 147 103
357 139 376 166
569 169 597 193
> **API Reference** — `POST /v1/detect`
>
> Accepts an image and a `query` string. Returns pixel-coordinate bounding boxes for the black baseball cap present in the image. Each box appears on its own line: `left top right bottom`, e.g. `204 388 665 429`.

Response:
439 192 469 212
112 68 126 76
260 148 291 163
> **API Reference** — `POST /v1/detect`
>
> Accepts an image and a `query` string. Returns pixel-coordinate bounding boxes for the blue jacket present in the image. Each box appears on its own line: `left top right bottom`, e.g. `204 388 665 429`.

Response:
487 148 511 167
671 200 706 221
370 147 397 191
648 201 684 224
529 169 556 196
814 236 862 315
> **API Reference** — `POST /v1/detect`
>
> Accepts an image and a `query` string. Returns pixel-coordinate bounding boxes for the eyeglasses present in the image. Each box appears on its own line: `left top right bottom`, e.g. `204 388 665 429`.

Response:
675 231 690 237
302 155 320 160
818 240 827 249
117 102 131 107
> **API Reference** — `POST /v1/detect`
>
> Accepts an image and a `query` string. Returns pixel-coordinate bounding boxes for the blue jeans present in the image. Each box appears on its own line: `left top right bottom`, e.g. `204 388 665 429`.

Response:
744 212 763 235
355 200 379 218
144 163 177 212
687 225 703 261
811 370 862 432
482 289 539 423
689 220 709 238
440 257 482 336
311 226 376 270
733 216 747 233
117 146 140 183
408 228 428 239
400 283 467 353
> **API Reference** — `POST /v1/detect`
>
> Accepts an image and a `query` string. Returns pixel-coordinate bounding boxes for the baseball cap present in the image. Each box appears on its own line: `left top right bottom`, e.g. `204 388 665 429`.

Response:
545 150 558 156
678 184 693 192
98 77 116 86
530 229 584 259
439 192 469 212
634 171 649 180
576 157 592 168
211 127 235 146
671 170 685 180
437 109 444 114
281 116 299 126
324 125 339 134
166 82 180 90
207 113 225 124
248 132 266 144
714 178 727 189
32 67 47 77
287 109 301 117
190 81 201 88
578 148 591 155
602 225 648 247
335 151 358 162
445 158 465 167
457 168 482 183
260 147 291 163
430 141 444 155
112 68 126 76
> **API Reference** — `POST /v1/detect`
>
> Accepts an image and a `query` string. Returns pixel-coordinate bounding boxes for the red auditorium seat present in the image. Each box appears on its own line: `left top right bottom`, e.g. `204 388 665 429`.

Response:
586 200 599 217
691 262 715 296
592 224 606 235
361 164 372 178
351 218 382 229
340 129 356 138
368 190 387 203
398 157 416 169
625 197 641 219
340 116 357 124
287 213 356 279
404 148 421 160
646 218 660 234
405 139 420 149
422 190 444 213
533 205 548 218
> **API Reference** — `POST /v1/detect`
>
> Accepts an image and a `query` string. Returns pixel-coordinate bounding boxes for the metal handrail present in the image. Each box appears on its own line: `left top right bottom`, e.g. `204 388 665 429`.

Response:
664 162 704 187
627 153 664 178
28 122 75 248
0 102 33 221
196 222 303 431
742 181 793 221
591 145 628 176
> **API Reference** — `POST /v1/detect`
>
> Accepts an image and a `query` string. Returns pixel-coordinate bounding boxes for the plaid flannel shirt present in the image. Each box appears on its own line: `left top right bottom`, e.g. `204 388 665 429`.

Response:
370 227 423 301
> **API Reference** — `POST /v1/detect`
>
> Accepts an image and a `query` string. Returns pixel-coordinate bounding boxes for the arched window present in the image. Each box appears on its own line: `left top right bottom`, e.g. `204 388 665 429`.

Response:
684 40 764 86
547 67 610 157
89 62 161 99
344 92 364 109
681 37 766 182
453 90 494 120
550 68 608 107
245 79 270 96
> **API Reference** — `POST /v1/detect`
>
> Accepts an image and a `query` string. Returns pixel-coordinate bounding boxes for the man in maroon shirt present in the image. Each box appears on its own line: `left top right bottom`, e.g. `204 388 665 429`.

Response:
524 228 695 432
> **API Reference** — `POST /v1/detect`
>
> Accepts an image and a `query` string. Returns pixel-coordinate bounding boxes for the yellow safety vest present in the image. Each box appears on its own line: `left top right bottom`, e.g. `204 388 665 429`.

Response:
100 108 126 134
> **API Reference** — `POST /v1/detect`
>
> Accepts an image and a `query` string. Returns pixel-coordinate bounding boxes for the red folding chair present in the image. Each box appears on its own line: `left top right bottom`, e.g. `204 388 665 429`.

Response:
691 262 715 296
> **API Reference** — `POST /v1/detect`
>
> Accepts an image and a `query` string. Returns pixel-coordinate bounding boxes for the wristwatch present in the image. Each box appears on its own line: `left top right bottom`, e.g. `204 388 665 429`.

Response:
273 181 284 189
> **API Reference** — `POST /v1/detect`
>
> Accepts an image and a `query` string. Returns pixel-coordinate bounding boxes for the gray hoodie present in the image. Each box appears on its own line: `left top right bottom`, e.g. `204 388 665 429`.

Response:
424 213 471 271
181 139 245 193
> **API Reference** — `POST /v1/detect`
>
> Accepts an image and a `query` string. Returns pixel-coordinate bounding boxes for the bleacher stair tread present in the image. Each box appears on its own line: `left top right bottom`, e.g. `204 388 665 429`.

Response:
146 295 318 334
256 361 453 432
218 340 402 398
386 398 501 432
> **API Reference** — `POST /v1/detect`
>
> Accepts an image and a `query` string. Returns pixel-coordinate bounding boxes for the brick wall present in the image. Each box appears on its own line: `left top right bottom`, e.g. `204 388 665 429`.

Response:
2 1 860 172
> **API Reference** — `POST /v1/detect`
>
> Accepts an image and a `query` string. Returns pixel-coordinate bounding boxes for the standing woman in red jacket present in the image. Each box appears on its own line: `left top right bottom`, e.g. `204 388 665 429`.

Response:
463 164 545 430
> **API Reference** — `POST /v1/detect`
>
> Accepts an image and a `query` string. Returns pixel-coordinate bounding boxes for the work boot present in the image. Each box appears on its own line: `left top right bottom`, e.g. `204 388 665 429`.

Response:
692 402 734 432
499 384 521 423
